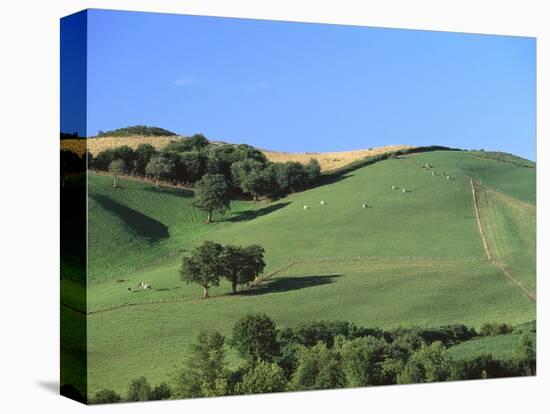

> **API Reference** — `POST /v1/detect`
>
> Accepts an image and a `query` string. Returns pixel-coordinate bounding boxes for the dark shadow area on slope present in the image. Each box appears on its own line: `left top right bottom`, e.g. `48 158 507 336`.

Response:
240 274 342 296
227 202 292 222
142 185 194 198
89 194 169 243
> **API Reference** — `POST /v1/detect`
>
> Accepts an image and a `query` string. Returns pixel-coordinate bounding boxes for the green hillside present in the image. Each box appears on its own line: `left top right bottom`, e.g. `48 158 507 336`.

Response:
88 174 251 282
409 151 535 203
83 150 536 396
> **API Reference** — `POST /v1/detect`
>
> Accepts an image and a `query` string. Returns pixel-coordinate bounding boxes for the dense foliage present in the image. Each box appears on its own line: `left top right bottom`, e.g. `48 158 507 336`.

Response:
89 316 536 403
180 241 266 297
89 134 322 202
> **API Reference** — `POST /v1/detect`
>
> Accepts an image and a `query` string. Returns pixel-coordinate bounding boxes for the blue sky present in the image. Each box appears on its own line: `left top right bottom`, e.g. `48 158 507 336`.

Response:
63 9 536 160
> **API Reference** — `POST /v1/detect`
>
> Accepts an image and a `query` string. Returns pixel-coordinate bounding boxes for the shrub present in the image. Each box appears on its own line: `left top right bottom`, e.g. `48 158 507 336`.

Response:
127 376 152 401
92 389 122 404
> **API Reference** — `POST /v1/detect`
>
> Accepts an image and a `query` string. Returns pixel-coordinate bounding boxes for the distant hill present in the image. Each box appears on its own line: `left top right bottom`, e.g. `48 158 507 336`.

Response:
96 125 177 137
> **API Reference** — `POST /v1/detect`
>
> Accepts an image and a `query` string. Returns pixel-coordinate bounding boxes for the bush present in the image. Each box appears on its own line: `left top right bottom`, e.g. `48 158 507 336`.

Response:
127 376 152 401
479 323 513 337
150 382 172 400
92 389 122 404
237 361 287 394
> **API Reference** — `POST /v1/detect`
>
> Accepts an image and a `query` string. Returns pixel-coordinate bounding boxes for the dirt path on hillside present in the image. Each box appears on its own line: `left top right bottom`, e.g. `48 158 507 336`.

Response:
469 178 535 302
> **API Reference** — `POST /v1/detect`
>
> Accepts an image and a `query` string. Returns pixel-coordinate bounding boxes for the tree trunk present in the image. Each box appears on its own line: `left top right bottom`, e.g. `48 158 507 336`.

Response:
155 178 159 188
206 211 212 224
113 176 117 188
232 278 237 294
202 286 209 299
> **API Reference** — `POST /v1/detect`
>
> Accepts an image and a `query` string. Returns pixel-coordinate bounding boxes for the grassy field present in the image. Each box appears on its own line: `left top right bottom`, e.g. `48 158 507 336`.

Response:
88 174 253 282
409 151 535 203
87 259 534 394
476 186 536 295
81 150 536 397
448 333 523 361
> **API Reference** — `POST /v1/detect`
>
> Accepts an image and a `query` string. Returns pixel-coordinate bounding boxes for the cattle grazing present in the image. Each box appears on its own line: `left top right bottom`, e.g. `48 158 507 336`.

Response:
402 188 406 193
362 203 367 208
320 200 326 205
303 205 309 210
446 175 450 180
392 185 396 190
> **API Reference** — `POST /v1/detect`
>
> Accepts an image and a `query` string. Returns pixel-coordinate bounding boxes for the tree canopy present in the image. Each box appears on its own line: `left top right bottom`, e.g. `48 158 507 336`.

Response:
193 174 231 223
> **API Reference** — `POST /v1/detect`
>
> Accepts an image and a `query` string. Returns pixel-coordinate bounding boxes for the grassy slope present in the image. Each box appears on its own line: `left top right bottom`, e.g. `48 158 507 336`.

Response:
85 150 536 396
88 260 534 394
448 333 521 360
409 151 535 203
477 186 536 294
88 174 251 282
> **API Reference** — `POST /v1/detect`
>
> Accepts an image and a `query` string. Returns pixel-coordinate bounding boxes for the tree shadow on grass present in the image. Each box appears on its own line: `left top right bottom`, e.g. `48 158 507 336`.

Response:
142 186 194 198
89 194 169 243
227 202 292 222
240 274 342 296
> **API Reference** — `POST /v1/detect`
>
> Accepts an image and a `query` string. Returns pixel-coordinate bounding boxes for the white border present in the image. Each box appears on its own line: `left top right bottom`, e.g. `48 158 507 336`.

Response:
0 1 547 413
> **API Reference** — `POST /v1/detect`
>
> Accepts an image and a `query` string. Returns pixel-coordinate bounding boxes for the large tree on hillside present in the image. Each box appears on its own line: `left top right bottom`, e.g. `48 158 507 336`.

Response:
145 154 175 187
193 174 231 223
180 241 225 299
108 159 127 188
221 244 265 294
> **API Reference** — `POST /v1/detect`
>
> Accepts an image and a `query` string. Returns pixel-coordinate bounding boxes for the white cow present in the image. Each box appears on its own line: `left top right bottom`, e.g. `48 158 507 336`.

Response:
392 185 396 190
362 203 367 208
320 200 326 205
446 175 450 180
303 205 309 210
402 188 406 193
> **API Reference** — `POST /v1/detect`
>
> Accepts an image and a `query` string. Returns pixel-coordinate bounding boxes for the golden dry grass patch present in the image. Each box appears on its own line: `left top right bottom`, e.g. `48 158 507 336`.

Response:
262 145 414 171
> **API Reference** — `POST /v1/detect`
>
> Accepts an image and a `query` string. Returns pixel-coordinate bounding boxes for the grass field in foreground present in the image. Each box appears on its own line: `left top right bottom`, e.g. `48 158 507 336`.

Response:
87 259 535 395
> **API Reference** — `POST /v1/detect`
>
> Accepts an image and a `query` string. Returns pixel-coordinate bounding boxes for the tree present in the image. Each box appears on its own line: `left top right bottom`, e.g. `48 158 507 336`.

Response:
134 143 158 174
172 330 227 398
179 151 206 183
187 133 209 150
304 158 321 182
337 336 389 387
111 145 137 170
109 159 127 188
126 376 152 402
513 332 536 375
91 389 122 404
193 174 231 223
236 361 287 394
179 241 225 299
242 244 266 282
230 313 280 365
221 244 266 294
397 341 452 384
290 342 345 391
145 154 175 187
231 159 269 200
